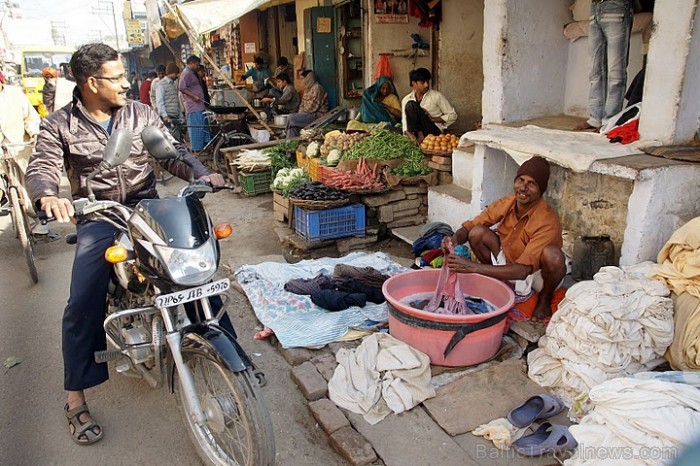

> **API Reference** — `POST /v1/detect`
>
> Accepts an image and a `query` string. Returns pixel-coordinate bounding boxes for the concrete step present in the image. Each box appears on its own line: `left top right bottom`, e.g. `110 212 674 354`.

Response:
390 224 423 246
427 184 477 231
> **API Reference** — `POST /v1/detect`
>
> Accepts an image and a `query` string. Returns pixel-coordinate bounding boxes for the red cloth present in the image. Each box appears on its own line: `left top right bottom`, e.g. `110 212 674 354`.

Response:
606 119 639 144
504 288 566 330
139 79 152 106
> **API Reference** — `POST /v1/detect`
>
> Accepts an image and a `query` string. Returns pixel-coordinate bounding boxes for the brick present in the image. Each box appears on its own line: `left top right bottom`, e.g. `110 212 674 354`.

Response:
329 426 377 466
311 353 338 381
377 205 393 223
336 235 378 254
309 399 350 434
279 346 317 366
431 155 452 165
393 208 419 220
406 193 419 200
438 172 453 185
402 184 428 195
391 198 421 212
285 233 335 252
328 340 361 356
418 205 428 216
428 161 452 172
360 190 406 207
291 361 328 401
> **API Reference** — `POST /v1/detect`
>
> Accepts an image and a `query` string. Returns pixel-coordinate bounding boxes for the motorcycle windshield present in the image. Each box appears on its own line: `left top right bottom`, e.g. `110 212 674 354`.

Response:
135 197 209 248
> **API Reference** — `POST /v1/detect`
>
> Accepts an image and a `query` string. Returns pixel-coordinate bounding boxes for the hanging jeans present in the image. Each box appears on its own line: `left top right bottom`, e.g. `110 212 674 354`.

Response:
586 0 632 128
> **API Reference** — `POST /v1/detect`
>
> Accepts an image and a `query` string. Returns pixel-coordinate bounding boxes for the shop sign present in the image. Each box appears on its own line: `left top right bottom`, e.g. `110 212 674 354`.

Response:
125 19 146 46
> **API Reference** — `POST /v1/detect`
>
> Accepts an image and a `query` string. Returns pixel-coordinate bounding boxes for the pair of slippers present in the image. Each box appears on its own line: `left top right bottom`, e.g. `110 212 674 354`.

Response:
507 394 577 456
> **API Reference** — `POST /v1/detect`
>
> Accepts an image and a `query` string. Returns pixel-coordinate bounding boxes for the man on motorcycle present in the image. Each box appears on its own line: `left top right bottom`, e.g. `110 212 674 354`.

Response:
25 43 229 446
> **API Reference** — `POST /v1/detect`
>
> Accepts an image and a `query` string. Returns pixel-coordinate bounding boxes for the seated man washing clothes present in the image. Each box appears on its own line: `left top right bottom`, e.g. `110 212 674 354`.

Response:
401 67 457 145
443 156 567 322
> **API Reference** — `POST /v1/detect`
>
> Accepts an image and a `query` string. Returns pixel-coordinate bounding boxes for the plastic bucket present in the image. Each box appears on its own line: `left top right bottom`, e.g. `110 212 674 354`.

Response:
382 269 515 367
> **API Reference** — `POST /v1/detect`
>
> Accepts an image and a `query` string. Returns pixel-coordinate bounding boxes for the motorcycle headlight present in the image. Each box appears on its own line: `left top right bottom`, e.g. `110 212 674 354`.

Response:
153 241 217 286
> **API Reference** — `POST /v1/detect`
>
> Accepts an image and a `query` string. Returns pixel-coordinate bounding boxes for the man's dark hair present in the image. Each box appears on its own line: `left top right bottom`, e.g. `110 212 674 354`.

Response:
254 56 264 65
70 43 119 87
278 56 289 66
276 73 291 84
186 55 201 64
147 71 157 79
156 64 166 73
301 69 312 78
409 67 431 85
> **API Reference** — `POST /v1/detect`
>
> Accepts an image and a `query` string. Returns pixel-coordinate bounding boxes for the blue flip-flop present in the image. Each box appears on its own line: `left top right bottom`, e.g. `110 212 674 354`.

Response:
512 422 577 457
507 394 565 428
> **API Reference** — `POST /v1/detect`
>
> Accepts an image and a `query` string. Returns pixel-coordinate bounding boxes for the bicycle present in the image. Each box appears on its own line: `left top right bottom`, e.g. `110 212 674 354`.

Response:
177 107 255 174
1 142 39 283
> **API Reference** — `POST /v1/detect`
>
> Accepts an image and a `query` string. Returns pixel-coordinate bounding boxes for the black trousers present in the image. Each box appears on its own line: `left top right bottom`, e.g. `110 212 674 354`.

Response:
404 100 441 137
63 221 235 391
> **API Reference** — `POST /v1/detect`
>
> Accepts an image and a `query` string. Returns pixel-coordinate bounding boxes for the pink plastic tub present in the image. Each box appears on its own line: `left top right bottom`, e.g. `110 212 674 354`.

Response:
382 269 515 367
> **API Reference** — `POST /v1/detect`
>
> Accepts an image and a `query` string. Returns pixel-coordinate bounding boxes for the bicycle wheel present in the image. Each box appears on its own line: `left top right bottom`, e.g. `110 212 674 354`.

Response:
174 349 276 466
213 132 255 174
9 186 38 284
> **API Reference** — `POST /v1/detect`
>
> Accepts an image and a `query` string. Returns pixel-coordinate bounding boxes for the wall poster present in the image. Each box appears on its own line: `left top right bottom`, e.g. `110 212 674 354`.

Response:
374 0 409 23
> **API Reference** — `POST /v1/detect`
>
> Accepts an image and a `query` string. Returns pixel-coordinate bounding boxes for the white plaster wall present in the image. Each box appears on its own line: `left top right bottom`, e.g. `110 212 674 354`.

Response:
452 147 474 190
365 9 431 99
437 0 484 131
564 33 645 117
676 2 700 141
620 165 700 265
499 0 570 122
638 0 698 144
481 0 508 124
472 145 518 212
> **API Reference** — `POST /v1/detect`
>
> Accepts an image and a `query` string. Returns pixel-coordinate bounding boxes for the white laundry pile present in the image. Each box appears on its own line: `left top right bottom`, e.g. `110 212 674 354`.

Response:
328 333 435 425
565 372 700 466
652 216 700 370
653 216 700 299
527 262 674 405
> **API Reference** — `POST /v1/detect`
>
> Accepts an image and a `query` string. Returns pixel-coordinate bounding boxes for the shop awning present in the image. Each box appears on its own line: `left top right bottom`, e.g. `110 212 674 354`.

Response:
176 0 269 35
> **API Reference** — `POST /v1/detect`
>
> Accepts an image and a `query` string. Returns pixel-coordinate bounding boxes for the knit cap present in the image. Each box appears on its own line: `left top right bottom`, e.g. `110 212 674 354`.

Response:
515 156 550 193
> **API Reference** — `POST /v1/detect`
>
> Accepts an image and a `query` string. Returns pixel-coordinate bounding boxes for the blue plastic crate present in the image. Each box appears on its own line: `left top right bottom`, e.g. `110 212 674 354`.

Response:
294 204 366 242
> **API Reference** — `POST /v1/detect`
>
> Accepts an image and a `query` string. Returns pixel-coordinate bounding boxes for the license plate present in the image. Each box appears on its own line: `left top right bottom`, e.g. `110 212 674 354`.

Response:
156 278 230 308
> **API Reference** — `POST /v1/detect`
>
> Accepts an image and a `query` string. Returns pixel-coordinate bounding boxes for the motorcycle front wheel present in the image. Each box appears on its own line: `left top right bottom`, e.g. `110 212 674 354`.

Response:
175 349 276 466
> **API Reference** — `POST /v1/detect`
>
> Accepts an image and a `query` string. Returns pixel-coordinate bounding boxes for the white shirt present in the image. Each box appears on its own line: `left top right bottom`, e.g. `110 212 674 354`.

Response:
401 89 457 133
0 85 40 153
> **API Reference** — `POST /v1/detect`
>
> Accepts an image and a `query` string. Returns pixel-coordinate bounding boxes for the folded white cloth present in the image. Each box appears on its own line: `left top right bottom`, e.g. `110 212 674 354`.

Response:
328 333 435 425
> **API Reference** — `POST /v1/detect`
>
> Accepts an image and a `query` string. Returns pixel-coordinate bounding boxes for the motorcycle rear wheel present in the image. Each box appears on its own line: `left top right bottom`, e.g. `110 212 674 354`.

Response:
175 349 276 465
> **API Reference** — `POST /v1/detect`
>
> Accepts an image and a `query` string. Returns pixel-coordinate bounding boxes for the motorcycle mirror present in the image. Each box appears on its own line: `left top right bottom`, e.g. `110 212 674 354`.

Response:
102 128 133 168
141 126 178 160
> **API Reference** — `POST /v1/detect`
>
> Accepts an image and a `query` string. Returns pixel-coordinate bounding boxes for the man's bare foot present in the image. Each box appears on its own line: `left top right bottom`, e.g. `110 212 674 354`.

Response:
573 121 598 132
531 301 552 322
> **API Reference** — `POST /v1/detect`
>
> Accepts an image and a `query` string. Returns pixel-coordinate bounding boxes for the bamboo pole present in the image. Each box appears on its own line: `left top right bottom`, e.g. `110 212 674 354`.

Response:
162 1 277 139
157 29 183 68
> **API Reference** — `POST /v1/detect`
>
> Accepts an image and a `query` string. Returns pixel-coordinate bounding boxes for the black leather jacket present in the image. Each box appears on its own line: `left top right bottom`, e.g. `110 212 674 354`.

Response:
26 90 209 207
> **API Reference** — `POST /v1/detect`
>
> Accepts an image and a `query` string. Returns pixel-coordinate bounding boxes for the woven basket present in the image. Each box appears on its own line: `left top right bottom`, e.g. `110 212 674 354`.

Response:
341 186 390 195
289 197 349 211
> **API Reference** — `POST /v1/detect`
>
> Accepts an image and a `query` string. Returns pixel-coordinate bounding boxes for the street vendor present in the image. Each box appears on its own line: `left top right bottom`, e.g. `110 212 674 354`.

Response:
237 56 270 98
285 70 328 137
443 156 567 322
401 67 457 145
261 73 300 113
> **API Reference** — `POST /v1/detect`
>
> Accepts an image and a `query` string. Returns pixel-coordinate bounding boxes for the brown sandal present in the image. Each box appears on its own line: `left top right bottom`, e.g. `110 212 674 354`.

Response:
64 403 104 445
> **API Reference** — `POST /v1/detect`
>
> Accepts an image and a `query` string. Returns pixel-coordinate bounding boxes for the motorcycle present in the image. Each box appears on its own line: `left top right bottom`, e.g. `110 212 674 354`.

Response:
67 127 276 465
